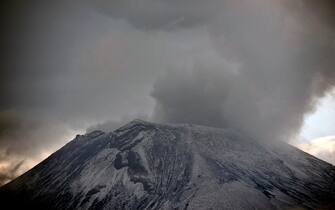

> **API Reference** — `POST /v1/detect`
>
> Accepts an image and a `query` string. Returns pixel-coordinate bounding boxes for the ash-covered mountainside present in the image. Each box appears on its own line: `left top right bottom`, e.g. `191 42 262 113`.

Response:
1 120 335 210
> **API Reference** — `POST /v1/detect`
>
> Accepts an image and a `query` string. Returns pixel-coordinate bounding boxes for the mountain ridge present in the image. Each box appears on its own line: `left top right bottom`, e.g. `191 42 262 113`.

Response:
1 120 335 209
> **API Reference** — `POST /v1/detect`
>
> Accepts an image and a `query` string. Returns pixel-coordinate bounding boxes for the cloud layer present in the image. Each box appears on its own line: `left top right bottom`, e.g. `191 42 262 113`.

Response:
297 136 335 165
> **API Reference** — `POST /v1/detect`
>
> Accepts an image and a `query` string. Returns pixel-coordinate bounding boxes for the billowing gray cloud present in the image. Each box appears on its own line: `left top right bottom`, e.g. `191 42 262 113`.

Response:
149 0 335 141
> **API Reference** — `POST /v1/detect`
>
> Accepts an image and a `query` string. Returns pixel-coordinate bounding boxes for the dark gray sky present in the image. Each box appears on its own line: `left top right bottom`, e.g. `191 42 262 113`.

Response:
1 0 335 185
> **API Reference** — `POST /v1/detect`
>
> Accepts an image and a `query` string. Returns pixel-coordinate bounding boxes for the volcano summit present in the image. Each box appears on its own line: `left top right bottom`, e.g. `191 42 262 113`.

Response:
1 120 335 209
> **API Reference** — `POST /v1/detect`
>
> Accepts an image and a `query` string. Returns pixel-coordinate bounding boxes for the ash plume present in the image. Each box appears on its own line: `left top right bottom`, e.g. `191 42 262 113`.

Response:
97 0 335 141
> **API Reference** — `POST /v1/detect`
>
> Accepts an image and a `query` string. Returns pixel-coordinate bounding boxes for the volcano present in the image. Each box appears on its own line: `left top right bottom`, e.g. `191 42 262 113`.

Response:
1 120 335 209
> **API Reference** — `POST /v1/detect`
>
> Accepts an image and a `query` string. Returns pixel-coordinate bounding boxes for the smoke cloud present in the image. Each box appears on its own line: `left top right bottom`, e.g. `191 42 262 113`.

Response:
98 0 335 141
1 0 335 184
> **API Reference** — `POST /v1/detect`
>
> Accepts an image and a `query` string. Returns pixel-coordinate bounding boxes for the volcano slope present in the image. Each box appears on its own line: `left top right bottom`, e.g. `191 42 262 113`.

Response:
1 120 335 209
